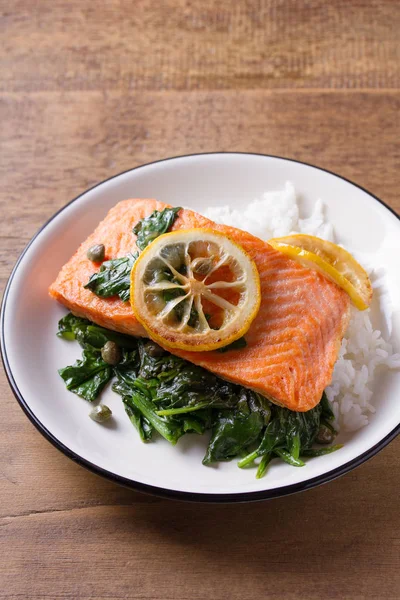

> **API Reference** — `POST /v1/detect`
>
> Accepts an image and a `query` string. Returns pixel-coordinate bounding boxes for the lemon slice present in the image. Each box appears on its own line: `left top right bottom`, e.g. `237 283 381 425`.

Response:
130 229 261 351
268 234 372 310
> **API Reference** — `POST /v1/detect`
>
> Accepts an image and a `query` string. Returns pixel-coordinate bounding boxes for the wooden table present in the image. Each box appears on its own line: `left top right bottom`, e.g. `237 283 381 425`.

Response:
1 2 399 598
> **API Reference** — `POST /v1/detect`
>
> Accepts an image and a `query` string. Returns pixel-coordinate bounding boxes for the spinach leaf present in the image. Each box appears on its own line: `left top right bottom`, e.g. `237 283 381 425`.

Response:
57 313 138 350
320 391 334 419
126 391 183 445
84 254 137 302
256 453 272 479
203 410 264 464
58 349 113 402
133 207 181 251
182 415 208 435
137 342 183 380
274 448 305 467
301 444 343 457
246 391 271 425
217 336 247 353
57 313 341 478
113 358 154 443
123 402 153 442
57 313 91 341
238 403 322 469
153 364 239 411
112 348 140 397
84 325 138 350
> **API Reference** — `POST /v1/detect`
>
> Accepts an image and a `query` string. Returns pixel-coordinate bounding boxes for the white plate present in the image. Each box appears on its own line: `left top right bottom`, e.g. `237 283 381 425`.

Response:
2 153 400 502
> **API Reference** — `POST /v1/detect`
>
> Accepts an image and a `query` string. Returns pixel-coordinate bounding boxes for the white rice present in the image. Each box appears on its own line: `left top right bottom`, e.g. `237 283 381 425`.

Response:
202 182 400 432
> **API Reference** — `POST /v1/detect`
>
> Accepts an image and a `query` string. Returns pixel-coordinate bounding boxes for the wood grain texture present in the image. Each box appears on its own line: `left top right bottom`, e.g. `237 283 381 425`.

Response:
1 0 400 91
1 464 400 600
1 1 400 599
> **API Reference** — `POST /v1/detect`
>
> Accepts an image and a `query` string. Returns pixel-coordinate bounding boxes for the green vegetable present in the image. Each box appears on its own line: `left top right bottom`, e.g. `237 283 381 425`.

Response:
274 448 305 467
256 453 272 479
203 410 264 464
57 313 91 342
57 312 341 478
301 444 343 457
112 358 155 443
291 433 301 459
124 402 153 442
84 207 181 302
246 391 271 425
156 403 210 416
89 404 112 422
57 313 137 349
85 326 137 350
58 349 113 402
320 391 335 421
238 403 323 469
133 207 181 251
217 336 247 353
182 416 206 435
101 341 122 366
127 391 183 445
316 392 337 443
86 244 105 262
84 254 136 302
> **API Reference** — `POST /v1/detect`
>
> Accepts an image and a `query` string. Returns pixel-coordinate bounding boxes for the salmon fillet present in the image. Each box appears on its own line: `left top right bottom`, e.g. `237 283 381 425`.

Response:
49 199 350 411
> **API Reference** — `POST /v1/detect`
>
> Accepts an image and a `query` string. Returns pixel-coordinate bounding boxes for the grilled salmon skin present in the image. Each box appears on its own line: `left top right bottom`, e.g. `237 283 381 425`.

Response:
49 199 350 411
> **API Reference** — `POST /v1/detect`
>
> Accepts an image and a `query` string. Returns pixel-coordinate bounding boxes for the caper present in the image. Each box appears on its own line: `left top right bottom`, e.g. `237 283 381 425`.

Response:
315 424 335 445
144 340 165 357
191 257 213 276
87 243 105 262
89 404 112 423
101 341 121 365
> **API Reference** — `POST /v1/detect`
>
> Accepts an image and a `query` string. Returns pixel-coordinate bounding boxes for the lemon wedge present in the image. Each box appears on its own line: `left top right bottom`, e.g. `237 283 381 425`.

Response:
268 234 372 310
130 229 261 351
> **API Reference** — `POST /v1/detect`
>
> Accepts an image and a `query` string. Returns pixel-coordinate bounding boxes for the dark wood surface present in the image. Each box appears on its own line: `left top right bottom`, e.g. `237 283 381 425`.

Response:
1 2 399 598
